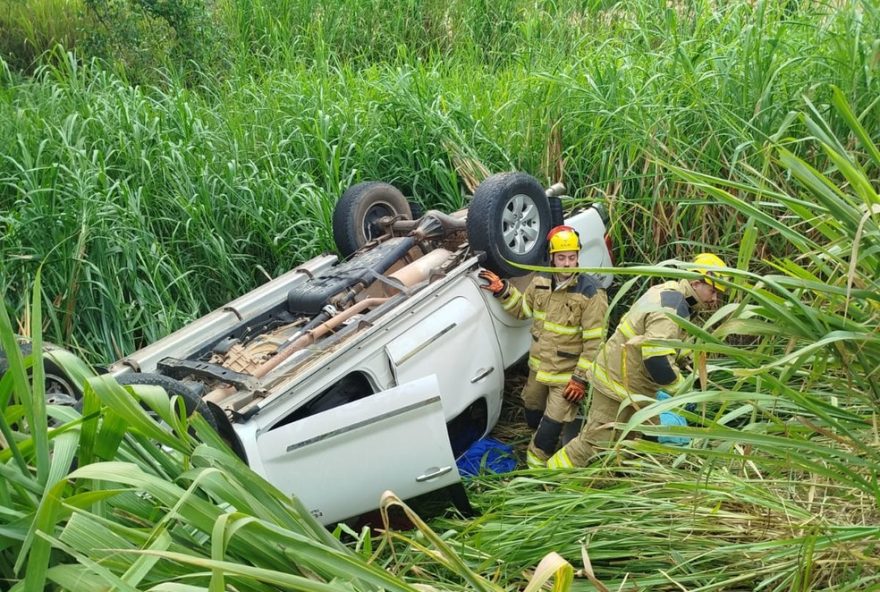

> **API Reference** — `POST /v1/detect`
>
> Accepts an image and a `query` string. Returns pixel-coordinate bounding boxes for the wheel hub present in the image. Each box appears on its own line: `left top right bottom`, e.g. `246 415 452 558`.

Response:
364 202 396 240
501 193 540 254
45 375 78 407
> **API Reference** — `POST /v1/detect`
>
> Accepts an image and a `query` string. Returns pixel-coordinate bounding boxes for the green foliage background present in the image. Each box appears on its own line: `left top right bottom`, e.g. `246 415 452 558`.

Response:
2 0 876 362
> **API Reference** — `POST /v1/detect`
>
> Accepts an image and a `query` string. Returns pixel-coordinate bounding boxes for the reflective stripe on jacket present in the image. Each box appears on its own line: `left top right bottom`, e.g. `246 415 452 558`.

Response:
591 279 693 400
500 273 607 385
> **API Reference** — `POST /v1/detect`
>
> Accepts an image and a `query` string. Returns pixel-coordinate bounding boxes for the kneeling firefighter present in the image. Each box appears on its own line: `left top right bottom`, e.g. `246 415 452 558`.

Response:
479 225 608 468
546 253 729 468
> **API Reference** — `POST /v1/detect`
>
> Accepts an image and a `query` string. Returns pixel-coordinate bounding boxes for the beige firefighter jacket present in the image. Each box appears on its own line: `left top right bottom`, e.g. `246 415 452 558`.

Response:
499 273 607 386
591 279 696 401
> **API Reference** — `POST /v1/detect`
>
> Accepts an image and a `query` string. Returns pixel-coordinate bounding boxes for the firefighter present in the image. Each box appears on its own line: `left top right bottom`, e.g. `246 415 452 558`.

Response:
478 225 608 468
546 253 728 468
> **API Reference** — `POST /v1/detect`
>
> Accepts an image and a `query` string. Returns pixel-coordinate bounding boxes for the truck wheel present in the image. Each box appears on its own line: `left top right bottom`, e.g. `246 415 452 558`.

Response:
333 182 412 258
0 340 81 408
115 372 219 432
467 172 551 277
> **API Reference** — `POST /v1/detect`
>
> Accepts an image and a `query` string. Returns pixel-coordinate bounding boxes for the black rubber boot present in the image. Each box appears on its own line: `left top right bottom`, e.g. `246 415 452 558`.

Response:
533 416 564 456
524 408 543 429
561 417 584 445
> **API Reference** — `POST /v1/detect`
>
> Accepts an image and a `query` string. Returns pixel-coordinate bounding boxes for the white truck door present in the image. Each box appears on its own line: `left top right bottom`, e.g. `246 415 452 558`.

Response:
253 375 459 525
386 290 505 447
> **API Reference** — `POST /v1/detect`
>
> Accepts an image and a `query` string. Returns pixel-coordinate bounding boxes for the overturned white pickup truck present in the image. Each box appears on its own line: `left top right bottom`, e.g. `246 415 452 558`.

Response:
37 172 614 524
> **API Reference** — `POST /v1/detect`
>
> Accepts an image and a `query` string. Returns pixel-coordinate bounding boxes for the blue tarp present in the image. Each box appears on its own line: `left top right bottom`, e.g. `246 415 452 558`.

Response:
456 437 517 477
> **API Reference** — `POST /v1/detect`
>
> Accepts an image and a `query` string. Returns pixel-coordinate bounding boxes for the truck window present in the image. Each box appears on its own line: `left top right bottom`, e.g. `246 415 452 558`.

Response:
271 371 375 429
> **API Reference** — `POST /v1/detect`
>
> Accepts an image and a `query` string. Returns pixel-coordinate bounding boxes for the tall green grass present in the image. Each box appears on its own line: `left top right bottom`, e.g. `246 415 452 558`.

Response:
1 3 878 588
0 0 83 72
2 0 877 362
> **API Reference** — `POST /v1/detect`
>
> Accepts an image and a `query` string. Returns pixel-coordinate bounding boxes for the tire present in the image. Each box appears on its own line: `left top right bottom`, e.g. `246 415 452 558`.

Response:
466 172 551 277
115 372 219 432
0 340 81 408
332 182 412 258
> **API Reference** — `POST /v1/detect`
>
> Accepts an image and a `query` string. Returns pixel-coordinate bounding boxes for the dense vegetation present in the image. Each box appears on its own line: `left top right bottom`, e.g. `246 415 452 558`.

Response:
2 0 877 360
1 0 878 590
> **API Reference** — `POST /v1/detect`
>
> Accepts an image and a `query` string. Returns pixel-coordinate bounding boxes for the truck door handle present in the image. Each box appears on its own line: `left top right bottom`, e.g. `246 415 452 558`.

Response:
416 466 453 482
470 367 495 383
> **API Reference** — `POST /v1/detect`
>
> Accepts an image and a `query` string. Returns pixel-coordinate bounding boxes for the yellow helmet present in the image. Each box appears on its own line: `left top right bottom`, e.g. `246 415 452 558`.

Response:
547 225 581 254
693 252 728 292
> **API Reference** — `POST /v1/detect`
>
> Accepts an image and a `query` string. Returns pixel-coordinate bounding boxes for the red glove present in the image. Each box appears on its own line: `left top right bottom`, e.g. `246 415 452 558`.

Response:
478 270 507 296
563 377 586 402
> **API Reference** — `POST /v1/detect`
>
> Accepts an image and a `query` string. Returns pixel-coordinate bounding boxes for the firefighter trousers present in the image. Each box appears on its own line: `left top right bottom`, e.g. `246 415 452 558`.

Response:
556 387 641 467
522 371 580 465
521 371 579 423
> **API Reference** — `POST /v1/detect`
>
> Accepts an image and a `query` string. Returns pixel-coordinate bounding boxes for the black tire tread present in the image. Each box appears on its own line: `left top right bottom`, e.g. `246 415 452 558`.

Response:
467 172 550 277
1 339 81 400
332 182 411 257
115 372 219 430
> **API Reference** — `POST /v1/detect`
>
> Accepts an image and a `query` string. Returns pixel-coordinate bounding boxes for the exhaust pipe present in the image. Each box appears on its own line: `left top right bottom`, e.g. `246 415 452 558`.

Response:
204 297 390 405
